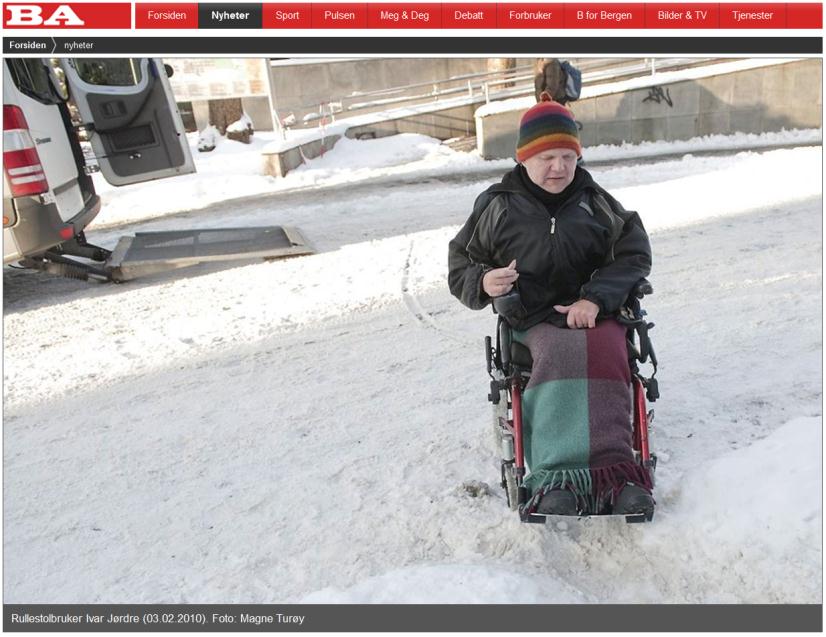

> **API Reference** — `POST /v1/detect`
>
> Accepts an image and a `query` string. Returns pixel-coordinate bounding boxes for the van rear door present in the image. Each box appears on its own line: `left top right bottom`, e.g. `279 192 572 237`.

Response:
59 58 195 186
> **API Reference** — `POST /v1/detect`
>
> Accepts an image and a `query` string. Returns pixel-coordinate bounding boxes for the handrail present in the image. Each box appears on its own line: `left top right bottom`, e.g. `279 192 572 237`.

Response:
284 57 722 128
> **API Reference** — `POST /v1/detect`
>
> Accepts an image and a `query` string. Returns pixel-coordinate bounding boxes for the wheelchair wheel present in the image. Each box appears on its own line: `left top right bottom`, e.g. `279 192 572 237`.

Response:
503 464 519 511
490 390 508 453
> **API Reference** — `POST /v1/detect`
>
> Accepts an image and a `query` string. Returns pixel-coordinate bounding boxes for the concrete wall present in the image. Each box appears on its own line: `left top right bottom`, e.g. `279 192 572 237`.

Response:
271 58 491 129
262 135 342 178
478 59 823 160
346 104 477 140
191 96 273 132
241 96 273 131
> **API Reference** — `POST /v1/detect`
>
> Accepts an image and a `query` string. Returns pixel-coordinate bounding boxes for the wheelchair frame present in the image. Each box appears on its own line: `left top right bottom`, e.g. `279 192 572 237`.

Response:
485 280 659 524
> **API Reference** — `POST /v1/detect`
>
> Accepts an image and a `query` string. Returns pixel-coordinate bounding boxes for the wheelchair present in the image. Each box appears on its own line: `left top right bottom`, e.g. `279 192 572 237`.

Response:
485 280 659 524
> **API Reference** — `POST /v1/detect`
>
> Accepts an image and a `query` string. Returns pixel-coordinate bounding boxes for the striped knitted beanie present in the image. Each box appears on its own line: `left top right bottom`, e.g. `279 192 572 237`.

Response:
516 93 581 162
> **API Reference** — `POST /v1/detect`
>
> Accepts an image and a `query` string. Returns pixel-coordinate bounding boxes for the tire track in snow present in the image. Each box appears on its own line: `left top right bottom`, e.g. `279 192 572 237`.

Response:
401 240 475 345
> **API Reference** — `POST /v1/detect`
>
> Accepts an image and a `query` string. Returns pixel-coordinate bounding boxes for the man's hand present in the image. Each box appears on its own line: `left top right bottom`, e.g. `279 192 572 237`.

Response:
482 260 519 298
554 299 599 329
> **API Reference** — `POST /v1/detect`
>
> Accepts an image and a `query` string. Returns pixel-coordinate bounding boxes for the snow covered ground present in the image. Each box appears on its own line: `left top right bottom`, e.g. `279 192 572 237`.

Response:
3 132 822 605
88 126 822 230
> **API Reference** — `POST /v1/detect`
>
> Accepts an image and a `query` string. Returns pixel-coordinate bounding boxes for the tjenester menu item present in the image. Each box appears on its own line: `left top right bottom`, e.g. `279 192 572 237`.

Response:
718 3 785 27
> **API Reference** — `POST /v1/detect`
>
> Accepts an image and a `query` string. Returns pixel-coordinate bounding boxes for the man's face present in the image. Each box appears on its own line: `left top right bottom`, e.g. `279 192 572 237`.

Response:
522 148 578 194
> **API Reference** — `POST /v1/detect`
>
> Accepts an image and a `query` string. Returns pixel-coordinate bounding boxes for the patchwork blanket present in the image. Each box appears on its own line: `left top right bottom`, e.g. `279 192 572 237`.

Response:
513 319 652 514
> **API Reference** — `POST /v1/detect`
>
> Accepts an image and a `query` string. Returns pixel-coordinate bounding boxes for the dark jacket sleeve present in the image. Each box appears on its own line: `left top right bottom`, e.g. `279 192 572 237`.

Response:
448 192 497 310
580 199 651 314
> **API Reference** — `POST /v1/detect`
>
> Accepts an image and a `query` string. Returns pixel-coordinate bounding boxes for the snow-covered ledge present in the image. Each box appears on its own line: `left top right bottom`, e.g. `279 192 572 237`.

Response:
261 124 348 177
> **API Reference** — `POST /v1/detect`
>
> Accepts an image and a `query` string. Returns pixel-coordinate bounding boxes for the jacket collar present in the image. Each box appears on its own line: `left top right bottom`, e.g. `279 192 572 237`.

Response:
486 164 597 198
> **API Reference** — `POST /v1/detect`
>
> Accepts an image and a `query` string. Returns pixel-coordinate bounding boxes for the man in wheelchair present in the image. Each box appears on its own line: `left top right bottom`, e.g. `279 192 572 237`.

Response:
448 95 657 521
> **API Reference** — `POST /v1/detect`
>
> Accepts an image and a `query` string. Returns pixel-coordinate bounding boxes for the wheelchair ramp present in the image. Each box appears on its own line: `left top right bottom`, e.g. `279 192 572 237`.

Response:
107 226 314 281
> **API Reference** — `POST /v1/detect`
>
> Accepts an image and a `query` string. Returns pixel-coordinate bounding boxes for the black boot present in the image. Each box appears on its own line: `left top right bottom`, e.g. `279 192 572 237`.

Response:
614 483 655 515
536 489 578 515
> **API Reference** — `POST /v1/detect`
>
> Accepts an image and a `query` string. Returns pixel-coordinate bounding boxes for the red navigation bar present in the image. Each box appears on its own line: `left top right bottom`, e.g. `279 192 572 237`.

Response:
4 2 822 29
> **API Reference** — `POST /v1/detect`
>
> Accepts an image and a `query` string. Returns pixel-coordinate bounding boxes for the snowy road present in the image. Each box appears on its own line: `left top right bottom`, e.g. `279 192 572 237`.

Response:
3 142 822 604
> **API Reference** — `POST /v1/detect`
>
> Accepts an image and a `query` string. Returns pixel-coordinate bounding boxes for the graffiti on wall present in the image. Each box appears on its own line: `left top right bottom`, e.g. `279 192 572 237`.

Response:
642 86 674 107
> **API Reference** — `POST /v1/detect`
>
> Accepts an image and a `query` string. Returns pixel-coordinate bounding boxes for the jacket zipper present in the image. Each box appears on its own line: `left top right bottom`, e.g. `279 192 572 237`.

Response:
550 217 556 235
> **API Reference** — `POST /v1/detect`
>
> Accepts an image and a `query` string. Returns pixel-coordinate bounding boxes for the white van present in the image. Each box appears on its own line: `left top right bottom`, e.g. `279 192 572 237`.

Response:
3 58 194 276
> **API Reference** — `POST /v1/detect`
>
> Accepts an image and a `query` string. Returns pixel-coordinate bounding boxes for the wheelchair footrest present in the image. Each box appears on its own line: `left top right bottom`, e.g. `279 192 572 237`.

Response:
523 510 655 524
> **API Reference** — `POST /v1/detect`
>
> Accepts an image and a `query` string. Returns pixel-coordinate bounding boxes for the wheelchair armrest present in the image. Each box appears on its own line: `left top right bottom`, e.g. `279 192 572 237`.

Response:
492 290 526 320
631 278 653 299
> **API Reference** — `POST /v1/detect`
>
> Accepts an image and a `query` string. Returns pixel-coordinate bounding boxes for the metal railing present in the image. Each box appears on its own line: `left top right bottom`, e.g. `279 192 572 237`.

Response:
283 58 723 129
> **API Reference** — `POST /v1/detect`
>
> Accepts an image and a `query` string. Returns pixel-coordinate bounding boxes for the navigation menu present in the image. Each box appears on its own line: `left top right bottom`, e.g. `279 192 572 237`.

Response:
136 3 198 28
3 2 818 30
565 3 646 28
367 3 441 28
645 4 720 28
198 2 263 28
312 2 368 27
3 36 822 53
263 3 312 28
442 3 497 28
497 3 565 28
719 3 785 27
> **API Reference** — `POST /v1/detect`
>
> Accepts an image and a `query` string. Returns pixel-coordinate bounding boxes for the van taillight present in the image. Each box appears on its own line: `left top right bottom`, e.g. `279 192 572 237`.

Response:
3 105 50 197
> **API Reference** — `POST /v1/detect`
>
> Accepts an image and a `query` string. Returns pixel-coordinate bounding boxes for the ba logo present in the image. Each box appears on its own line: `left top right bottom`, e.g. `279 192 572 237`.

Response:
5 4 85 26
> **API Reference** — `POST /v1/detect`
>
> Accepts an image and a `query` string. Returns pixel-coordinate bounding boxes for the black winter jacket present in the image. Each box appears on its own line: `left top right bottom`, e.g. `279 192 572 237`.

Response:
447 165 651 330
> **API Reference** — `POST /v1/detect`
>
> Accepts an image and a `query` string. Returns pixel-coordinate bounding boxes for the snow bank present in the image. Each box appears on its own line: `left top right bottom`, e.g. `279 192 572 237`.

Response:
226 113 253 134
298 418 822 604
608 146 823 233
91 133 510 228
261 122 349 153
301 564 589 603
640 417 822 602
91 129 821 231
585 128 822 163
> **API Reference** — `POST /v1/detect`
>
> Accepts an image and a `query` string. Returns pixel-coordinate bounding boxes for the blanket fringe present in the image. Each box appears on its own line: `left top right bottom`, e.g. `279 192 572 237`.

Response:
524 461 653 515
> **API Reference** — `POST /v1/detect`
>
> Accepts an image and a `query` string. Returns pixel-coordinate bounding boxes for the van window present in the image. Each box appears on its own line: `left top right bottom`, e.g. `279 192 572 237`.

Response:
6 59 58 105
75 59 143 86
